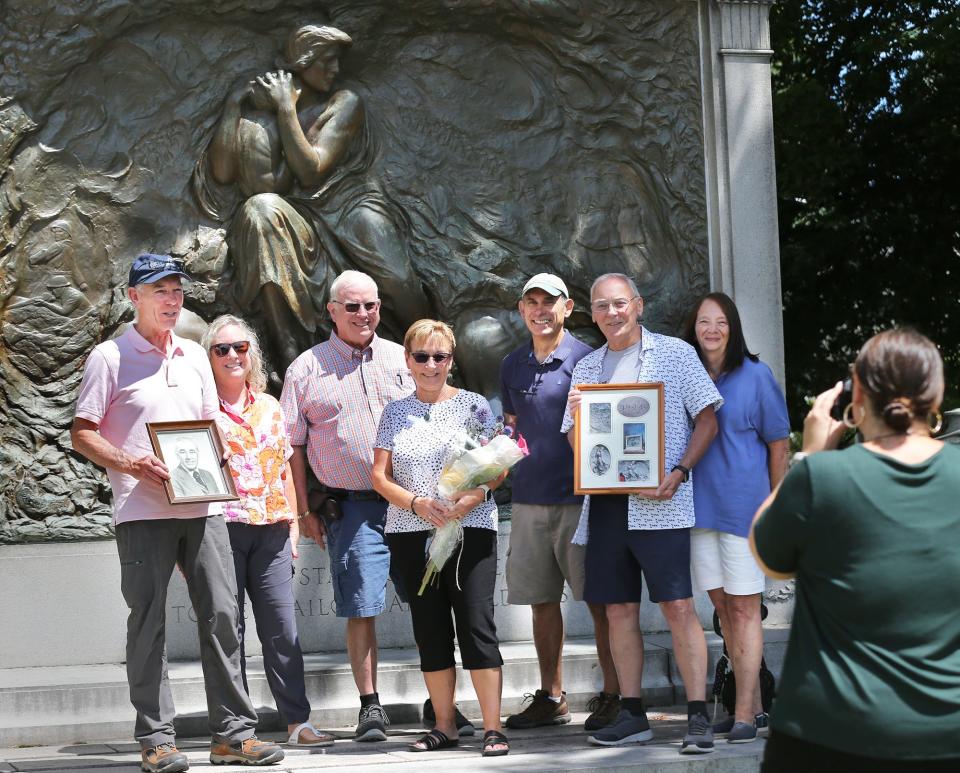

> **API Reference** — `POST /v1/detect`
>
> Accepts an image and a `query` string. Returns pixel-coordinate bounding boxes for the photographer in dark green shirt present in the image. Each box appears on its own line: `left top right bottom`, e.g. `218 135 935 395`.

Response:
751 329 960 771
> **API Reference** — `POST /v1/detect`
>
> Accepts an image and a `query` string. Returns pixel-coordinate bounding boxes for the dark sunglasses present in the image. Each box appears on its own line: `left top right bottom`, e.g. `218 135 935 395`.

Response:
210 341 251 357
410 351 452 364
332 300 380 314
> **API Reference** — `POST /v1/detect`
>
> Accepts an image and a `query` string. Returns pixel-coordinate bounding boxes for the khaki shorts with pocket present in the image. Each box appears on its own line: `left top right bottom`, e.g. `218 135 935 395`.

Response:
506 503 586 604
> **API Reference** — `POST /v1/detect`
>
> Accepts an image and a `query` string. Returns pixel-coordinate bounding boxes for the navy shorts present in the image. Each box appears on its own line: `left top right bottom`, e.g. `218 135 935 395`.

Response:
326 499 394 618
583 495 693 604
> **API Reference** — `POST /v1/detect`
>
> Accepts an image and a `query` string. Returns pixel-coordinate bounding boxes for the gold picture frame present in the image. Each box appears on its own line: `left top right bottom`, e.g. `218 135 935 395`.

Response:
573 382 665 494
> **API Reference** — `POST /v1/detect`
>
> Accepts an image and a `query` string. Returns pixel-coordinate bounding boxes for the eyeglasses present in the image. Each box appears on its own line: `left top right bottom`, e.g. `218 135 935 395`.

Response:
591 297 637 313
410 351 452 364
210 341 251 357
332 300 380 314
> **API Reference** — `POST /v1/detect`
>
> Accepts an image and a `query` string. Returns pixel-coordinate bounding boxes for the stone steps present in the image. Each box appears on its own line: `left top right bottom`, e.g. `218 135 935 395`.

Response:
0 630 789 747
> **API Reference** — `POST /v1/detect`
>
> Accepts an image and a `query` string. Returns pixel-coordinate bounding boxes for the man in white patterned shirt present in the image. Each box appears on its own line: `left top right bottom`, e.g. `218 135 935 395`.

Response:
563 273 722 753
281 270 412 742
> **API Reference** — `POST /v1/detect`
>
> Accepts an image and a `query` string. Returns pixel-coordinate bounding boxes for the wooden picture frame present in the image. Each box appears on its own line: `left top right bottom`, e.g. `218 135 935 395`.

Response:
573 382 665 494
146 420 239 505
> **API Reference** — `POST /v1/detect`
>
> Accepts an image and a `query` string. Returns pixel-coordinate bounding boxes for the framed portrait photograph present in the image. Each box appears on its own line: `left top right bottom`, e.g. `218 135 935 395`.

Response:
146 420 239 505
573 383 665 494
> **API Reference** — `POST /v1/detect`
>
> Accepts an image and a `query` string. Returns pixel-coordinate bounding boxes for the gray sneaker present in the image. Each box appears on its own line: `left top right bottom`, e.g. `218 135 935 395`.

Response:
355 704 389 742
680 713 714 754
588 708 653 746
712 715 735 734
728 721 758 743
715 712 767 735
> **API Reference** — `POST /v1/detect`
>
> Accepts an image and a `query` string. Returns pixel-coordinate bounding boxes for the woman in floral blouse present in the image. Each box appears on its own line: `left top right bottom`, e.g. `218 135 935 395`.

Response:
203 314 332 748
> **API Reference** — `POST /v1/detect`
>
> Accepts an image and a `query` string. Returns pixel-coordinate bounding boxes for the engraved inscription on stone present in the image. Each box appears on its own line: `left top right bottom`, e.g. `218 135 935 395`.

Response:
617 395 650 418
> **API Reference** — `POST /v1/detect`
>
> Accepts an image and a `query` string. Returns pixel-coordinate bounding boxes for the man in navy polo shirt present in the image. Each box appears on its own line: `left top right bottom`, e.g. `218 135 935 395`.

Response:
500 273 620 731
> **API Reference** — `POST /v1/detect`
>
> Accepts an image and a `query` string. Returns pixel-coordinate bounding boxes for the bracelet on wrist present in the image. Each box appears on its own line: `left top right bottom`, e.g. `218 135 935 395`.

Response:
297 509 311 520
410 494 420 514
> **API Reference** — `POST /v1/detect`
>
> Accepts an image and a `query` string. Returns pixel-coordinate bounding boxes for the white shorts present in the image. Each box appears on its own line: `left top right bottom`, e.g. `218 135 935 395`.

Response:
690 528 765 595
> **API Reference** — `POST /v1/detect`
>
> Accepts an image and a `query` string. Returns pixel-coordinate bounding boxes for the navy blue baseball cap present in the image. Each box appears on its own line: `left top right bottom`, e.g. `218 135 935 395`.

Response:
128 253 191 287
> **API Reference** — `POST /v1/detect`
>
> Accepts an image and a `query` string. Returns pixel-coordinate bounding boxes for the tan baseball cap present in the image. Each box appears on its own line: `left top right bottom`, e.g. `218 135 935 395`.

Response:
521 272 569 298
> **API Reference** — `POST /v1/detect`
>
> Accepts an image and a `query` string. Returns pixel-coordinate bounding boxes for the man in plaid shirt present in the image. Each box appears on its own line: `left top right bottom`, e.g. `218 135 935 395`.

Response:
281 270 413 741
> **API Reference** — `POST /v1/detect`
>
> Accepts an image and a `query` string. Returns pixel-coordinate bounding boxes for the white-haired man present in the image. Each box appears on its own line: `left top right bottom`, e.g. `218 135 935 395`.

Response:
72 253 283 771
563 273 721 753
281 270 414 742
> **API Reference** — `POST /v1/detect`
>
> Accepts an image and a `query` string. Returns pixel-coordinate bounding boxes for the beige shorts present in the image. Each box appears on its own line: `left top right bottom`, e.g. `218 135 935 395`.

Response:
506 503 586 604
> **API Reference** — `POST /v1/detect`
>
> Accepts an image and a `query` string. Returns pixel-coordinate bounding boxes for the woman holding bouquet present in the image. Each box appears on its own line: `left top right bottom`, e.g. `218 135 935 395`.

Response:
372 319 510 757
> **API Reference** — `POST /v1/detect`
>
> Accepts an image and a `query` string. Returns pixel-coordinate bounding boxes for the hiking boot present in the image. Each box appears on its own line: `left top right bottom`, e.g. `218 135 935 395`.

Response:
423 697 476 736
728 721 758 743
141 743 189 773
209 736 284 766
680 713 715 754
505 689 571 729
584 692 621 731
355 703 389 742
587 708 653 746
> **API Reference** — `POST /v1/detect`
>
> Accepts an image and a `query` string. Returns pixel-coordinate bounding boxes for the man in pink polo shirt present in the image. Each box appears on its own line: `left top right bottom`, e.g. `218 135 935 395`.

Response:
71 254 283 772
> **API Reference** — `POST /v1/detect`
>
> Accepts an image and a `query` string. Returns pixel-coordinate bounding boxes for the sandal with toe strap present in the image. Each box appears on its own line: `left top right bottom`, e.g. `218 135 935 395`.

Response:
408 728 459 752
287 721 335 747
482 729 510 757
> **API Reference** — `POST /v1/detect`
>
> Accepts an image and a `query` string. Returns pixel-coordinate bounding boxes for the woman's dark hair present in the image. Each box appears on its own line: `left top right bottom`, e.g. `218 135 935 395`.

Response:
855 328 944 433
681 292 758 374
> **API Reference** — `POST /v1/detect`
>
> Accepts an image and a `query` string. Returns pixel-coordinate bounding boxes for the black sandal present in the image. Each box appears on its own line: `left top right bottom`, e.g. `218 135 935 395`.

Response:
482 729 510 757
408 728 458 752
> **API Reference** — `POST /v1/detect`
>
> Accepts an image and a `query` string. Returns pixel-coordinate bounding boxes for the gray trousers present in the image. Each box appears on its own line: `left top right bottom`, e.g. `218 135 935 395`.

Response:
228 521 311 725
116 515 258 748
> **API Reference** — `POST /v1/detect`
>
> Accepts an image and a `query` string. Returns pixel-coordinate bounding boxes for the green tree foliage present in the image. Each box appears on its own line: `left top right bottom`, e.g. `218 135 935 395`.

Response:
770 2 960 423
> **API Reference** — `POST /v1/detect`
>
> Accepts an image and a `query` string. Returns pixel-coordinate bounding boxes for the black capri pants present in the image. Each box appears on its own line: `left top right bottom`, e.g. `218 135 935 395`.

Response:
387 527 503 672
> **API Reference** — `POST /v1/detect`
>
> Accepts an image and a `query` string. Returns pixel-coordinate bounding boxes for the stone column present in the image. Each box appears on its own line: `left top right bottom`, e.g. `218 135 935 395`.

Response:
700 0 784 384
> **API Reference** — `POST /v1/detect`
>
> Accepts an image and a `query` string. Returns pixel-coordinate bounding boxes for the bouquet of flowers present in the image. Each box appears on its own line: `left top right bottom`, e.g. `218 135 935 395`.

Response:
418 407 529 596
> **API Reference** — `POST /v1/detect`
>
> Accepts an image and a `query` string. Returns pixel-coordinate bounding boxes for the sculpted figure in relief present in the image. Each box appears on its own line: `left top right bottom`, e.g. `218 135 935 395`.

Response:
197 24 429 371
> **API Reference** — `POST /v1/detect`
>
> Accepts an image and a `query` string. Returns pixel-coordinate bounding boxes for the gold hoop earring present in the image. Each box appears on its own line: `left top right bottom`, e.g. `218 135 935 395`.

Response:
929 412 943 435
842 402 863 429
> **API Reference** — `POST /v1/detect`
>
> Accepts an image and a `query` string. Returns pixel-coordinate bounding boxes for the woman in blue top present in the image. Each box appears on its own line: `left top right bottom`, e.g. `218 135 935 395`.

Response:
681 292 790 743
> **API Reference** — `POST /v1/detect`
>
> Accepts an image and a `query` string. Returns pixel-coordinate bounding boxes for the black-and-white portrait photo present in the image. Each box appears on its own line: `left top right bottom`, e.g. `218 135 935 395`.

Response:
147 421 237 504
589 402 612 433
166 433 224 497
589 444 612 476
623 422 646 455
618 459 650 482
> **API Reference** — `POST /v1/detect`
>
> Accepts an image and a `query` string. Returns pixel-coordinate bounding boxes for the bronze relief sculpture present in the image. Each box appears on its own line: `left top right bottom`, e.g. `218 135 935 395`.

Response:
0 1 708 540
195 24 429 373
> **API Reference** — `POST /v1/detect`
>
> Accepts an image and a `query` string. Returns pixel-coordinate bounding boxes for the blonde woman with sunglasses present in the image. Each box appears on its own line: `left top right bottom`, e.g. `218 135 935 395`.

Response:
202 314 333 749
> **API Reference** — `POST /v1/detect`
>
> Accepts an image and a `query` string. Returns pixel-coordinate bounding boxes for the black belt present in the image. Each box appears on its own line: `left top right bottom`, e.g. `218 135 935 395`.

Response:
321 486 386 503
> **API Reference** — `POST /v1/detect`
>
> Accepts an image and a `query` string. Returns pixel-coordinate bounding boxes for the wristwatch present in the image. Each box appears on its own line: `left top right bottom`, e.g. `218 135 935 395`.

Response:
478 484 492 501
671 464 690 483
